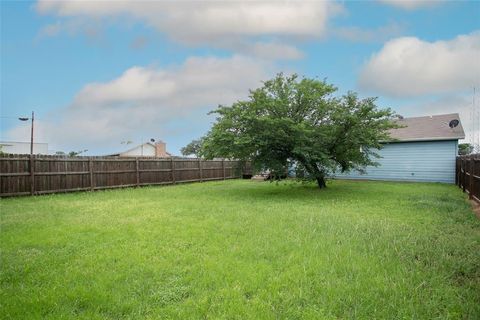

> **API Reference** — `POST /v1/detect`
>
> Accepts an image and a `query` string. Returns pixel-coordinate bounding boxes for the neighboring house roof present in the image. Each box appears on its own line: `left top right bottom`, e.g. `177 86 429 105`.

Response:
387 113 465 142
108 142 172 157
107 143 150 156
121 142 156 155
0 141 49 154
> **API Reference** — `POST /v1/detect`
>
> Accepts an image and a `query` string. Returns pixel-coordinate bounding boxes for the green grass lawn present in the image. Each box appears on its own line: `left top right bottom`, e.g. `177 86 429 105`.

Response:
1 180 479 319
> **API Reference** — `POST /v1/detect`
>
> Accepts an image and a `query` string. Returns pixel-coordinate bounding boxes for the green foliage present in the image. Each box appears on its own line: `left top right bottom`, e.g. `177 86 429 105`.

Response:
180 138 204 157
459 143 474 155
1 180 479 318
201 74 398 187
68 149 88 157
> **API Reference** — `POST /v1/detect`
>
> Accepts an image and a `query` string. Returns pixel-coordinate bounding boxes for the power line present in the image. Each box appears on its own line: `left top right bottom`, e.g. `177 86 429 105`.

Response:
0 116 43 121
0 116 26 119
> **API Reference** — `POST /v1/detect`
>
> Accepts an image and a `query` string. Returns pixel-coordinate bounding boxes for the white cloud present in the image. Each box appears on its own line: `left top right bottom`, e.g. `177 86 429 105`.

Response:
37 19 104 43
36 0 342 59
359 32 480 97
5 55 273 153
333 22 405 43
249 42 304 60
227 41 304 60
36 0 338 39
38 22 62 37
378 0 443 10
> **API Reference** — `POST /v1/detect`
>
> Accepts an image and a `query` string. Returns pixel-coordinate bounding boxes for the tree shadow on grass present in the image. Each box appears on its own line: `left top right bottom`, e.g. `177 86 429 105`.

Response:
216 180 370 204
214 179 463 210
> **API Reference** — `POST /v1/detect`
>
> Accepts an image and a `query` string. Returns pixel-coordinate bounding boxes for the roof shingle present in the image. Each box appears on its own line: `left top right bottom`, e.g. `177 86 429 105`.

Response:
388 113 465 142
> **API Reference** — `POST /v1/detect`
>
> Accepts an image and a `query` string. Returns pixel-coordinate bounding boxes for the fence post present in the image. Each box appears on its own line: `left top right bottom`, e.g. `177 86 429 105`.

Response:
475 156 479 201
469 156 474 200
458 158 461 186
455 157 461 187
64 158 68 190
30 155 35 195
89 158 94 191
222 159 226 180
455 158 458 186
171 158 176 184
136 158 140 187
462 158 466 192
199 158 203 182
458 158 461 188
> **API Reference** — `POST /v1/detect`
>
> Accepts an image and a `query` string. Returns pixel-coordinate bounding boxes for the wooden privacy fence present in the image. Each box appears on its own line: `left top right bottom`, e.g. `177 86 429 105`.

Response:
456 154 480 204
0 155 246 197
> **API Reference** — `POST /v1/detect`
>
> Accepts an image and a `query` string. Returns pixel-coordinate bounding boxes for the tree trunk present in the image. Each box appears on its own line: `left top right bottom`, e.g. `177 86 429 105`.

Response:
297 157 327 189
316 176 326 189
309 160 326 189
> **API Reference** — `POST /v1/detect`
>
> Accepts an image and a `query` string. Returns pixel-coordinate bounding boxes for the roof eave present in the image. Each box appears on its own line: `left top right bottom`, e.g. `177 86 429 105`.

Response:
382 136 465 143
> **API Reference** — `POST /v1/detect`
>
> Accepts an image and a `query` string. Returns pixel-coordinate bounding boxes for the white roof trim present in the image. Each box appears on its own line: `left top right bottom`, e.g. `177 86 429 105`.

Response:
119 142 155 155
382 136 465 143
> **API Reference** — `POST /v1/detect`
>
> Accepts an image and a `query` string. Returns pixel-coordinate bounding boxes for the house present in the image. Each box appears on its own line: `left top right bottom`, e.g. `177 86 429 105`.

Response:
110 140 172 158
336 113 465 183
0 141 48 154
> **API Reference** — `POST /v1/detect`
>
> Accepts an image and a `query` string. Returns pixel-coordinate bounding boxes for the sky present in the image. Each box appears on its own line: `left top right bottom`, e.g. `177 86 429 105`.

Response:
1 0 479 155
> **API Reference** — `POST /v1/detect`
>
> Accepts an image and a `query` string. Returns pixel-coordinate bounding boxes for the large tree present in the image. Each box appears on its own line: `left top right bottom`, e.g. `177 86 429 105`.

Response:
200 74 398 188
181 139 204 157
458 143 473 155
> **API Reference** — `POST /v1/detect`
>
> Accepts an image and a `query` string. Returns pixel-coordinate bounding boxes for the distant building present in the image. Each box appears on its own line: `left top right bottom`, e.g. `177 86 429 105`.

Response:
0 141 48 155
110 140 172 158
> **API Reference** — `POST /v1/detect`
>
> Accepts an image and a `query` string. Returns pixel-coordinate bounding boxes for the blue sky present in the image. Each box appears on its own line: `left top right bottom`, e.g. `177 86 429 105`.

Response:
1 0 479 155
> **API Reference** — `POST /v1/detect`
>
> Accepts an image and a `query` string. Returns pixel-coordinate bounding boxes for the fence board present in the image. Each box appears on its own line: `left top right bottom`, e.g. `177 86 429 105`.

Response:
0 154 248 197
456 154 480 204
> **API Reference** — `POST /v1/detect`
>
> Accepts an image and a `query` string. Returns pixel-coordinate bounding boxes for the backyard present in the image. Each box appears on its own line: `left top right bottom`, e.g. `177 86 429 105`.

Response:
1 179 479 319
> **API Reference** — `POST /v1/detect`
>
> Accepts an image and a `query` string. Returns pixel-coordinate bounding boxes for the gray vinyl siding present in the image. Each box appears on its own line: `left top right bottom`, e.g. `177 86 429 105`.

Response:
335 140 458 183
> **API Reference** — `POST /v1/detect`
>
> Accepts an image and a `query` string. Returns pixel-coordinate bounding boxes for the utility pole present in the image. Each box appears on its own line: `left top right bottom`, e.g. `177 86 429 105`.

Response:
472 87 479 154
18 111 34 155
30 111 34 155
475 87 479 153
17 111 35 194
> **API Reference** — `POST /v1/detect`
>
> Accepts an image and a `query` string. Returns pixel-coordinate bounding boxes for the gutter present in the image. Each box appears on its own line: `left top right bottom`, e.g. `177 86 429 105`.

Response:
381 136 465 143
